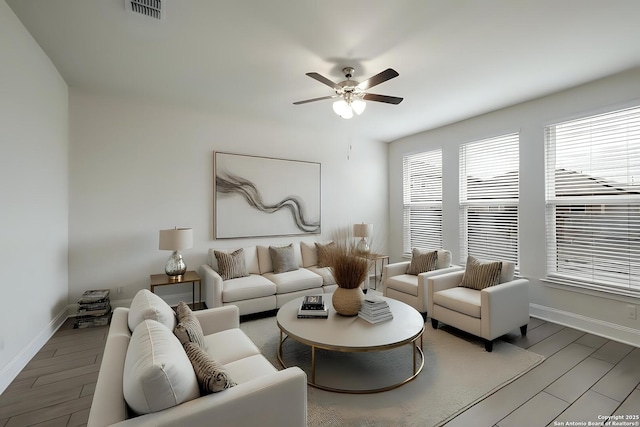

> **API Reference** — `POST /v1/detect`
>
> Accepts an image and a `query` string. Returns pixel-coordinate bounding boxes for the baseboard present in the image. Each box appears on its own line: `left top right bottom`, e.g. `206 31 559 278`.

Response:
0 306 70 394
530 304 640 347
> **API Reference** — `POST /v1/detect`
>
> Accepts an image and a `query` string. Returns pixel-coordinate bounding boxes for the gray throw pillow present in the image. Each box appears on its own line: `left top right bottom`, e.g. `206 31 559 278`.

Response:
183 342 236 394
459 255 502 290
214 248 249 280
174 301 206 349
406 248 438 275
269 244 299 274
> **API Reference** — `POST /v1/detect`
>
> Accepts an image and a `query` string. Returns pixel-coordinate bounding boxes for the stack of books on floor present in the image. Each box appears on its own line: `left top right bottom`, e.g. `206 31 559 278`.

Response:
358 296 393 324
74 289 112 328
297 295 328 319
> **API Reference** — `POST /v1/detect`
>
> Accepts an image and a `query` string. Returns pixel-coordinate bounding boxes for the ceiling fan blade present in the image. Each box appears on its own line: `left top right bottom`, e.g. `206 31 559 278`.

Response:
362 93 403 105
357 68 399 90
305 72 341 91
293 95 338 105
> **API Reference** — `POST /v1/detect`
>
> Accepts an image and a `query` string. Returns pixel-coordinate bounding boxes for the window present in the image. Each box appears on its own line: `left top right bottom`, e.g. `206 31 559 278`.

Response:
402 150 442 257
459 133 519 265
545 105 640 294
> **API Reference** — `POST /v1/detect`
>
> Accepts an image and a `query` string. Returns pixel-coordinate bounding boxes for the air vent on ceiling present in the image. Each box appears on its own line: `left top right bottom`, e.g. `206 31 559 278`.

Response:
125 0 165 20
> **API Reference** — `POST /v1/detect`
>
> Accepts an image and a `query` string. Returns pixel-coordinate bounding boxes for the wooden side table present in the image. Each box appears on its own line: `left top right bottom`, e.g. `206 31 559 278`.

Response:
149 270 204 310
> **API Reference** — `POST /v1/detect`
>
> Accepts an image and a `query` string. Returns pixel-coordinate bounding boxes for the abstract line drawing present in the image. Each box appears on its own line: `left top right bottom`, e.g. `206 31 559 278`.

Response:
214 152 321 239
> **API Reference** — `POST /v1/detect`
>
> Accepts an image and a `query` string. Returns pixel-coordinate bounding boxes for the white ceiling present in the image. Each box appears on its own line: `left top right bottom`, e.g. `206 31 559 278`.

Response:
7 0 640 142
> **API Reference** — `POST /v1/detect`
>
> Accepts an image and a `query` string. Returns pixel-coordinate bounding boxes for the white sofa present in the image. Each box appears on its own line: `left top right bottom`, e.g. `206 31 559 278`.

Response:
200 241 338 315
88 292 307 427
382 249 462 318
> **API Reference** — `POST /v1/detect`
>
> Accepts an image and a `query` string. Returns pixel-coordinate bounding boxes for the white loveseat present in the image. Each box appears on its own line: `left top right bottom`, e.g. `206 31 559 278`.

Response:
88 291 307 427
200 241 338 315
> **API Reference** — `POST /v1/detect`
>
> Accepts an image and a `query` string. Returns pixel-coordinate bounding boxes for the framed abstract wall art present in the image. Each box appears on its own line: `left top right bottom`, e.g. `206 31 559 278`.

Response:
214 152 321 239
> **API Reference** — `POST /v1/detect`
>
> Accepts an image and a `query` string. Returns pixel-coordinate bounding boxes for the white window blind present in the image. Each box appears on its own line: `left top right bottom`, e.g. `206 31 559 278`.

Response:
459 133 519 265
545 105 640 293
402 150 442 257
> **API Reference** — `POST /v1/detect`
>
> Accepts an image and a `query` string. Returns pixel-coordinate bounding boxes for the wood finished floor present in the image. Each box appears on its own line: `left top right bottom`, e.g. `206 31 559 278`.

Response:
1 312 639 426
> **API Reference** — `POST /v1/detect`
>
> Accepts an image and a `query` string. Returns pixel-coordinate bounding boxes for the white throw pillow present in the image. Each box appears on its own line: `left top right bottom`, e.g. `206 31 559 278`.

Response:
123 319 200 415
128 289 176 333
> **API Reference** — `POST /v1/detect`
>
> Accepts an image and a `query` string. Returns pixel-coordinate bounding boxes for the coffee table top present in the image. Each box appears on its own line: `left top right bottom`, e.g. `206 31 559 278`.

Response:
276 294 424 351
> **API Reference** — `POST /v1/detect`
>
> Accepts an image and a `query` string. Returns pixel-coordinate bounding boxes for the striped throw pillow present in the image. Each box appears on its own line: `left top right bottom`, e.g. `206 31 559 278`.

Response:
183 342 236 394
459 255 502 290
406 248 438 275
214 248 249 280
174 301 206 349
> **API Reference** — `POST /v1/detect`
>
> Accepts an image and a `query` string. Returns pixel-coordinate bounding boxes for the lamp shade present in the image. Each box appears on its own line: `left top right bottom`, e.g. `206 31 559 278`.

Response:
159 228 193 251
353 223 373 238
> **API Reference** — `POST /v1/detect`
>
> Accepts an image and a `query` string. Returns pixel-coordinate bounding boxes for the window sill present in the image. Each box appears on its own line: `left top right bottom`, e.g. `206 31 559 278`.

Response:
541 276 640 304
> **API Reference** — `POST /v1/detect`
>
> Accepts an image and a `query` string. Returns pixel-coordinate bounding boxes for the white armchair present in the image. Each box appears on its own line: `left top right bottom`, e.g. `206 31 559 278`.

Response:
382 249 462 319
427 258 529 351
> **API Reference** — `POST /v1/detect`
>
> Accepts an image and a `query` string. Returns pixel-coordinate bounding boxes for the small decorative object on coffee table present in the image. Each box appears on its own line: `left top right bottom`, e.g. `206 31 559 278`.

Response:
323 228 370 316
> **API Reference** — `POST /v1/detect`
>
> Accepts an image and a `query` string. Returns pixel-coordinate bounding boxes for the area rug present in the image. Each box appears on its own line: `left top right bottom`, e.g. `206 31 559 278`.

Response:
240 315 544 427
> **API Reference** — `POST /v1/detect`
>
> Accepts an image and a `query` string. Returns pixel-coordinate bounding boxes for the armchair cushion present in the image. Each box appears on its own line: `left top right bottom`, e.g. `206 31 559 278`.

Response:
432 287 481 318
215 248 250 280
406 248 438 275
459 255 502 290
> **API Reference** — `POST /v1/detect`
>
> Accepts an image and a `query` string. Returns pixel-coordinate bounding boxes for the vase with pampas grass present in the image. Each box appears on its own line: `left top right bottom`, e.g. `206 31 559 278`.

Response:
323 227 371 316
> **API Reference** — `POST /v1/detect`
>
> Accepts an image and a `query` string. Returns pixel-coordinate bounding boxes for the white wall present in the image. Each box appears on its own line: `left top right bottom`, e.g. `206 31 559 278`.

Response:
0 1 69 391
389 67 640 346
68 90 388 305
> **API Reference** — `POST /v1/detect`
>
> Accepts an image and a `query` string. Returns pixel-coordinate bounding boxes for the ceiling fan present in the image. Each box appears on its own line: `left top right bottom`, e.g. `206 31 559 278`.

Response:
293 67 403 119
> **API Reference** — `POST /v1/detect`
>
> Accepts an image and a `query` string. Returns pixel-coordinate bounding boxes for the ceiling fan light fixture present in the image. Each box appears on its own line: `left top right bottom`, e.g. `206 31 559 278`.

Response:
352 99 366 115
332 99 353 119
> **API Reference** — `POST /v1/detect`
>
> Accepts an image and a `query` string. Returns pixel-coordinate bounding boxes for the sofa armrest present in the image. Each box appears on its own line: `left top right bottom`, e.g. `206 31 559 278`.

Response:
192 305 240 335
426 270 465 314
481 278 530 340
382 261 410 283
199 264 224 309
111 367 307 427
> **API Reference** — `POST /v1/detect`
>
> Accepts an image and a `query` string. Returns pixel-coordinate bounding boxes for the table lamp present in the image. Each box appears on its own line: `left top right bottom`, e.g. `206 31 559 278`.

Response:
159 227 193 277
353 223 373 254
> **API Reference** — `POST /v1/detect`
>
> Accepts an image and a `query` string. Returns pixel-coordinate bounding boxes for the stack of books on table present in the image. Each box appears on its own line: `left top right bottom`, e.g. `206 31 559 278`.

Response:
74 289 112 328
358 296 393 324
297 295 328 319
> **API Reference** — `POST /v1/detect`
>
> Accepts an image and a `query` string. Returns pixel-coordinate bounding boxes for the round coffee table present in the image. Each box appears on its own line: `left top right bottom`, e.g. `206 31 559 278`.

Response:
276 294 424 394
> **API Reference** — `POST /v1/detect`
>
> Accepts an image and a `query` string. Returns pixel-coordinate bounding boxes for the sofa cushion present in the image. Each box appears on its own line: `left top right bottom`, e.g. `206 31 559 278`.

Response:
183 342 236 393
123 319 199 415
433 287 482 318
263 268 323 294
307 266 336 286
174 301 206 349
208 246 260 275
459 255 502 290
406 248 438 275
500 261 515 283
224 354 279 385
215 248 250 280
128 289 176 333
385 274 418 296
203 328 261 365
222 274 277 303
269 244 299 274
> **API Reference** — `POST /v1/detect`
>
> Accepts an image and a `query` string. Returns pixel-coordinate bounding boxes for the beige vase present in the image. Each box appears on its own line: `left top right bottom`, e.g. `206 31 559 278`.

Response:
332 287 364 316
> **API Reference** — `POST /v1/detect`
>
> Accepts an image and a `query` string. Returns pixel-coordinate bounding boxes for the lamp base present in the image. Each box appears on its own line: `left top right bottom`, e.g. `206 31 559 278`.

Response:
356 238 370 255
165 250 187 277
